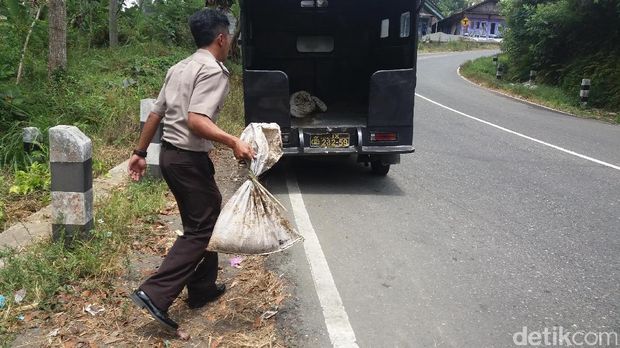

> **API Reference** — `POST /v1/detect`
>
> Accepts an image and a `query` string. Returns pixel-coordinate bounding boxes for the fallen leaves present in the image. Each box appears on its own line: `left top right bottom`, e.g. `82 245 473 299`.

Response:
4 149 288 347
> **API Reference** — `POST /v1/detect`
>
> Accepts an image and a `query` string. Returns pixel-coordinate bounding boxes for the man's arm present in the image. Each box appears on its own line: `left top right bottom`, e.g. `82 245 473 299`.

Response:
137 112 163 150
187 112 255 160
128 112 163 181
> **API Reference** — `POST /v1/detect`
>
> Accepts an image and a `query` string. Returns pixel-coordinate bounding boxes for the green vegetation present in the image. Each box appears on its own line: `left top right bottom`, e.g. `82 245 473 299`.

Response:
9 162 50 195
0 1 245 227
434 0 471 16
461 56 620 123
418 40 500 53
0 0 246 342
0 179 167 343
500 0 620 111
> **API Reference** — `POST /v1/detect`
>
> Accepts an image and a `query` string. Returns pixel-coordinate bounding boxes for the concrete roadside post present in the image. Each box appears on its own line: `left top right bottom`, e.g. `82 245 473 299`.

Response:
529 70 537 84
140 98 163 178
492 55 498 65
49 125 93 243
23 127 41 154
496 63 503 80
580 79 590 107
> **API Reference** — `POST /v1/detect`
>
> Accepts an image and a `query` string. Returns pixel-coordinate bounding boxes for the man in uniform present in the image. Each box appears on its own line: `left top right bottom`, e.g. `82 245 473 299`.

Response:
127 8 255 330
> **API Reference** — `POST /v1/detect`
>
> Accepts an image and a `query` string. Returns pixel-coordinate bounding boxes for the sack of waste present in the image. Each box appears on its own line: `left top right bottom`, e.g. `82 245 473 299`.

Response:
290 91 327 118
207 123 303 255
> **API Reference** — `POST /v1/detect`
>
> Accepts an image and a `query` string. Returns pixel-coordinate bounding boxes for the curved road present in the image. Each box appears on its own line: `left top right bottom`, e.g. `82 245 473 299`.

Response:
268 50 620 347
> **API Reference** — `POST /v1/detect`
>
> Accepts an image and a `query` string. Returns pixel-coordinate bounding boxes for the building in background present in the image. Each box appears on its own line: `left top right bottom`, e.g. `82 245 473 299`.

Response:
437 0 505 38
419 0 445 36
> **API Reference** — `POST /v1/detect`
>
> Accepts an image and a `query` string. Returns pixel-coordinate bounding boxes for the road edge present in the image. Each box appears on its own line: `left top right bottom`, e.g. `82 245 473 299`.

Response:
456 65 583 119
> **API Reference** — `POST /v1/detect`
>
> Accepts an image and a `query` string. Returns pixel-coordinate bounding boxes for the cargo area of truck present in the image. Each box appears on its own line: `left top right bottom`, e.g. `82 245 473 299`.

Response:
291 102 367 128
242 0 416 126
242 0 417 172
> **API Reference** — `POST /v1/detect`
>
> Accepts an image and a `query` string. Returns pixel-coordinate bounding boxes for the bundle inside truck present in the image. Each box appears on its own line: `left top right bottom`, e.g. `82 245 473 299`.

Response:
241 0 420 175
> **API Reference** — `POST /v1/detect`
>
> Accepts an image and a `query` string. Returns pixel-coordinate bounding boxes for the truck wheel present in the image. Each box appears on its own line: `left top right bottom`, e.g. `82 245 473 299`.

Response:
371 161 390 175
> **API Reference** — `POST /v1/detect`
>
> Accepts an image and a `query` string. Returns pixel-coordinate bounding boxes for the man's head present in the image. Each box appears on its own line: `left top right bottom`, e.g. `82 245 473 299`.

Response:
189 9 231 61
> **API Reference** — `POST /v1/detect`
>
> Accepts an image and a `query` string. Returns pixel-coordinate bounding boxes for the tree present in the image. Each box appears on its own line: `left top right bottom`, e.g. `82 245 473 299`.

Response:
48 0 67 77
435 0 469 16
501 0 620 108
6 0 46 84
109 0 118 47
16 5 43 84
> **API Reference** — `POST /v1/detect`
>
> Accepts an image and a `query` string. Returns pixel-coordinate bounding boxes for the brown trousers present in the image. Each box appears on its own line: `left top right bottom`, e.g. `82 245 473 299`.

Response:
140 142 222 311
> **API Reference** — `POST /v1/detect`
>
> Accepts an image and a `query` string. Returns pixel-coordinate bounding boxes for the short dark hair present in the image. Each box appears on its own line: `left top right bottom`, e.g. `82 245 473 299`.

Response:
189 8 230 48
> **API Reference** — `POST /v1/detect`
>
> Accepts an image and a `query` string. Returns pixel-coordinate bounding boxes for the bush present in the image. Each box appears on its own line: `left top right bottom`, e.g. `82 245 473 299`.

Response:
9 162 50 195
500 0 620 110
121 0 205 47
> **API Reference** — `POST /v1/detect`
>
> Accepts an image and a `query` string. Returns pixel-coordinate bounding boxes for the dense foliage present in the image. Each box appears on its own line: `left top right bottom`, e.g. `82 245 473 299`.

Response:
500 0 620 110
435 0 471 16
0 0 208 167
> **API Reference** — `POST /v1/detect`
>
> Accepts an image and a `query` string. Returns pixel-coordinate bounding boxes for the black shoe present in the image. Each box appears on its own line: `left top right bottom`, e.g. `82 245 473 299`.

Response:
129 290 178 330
187 284 226 309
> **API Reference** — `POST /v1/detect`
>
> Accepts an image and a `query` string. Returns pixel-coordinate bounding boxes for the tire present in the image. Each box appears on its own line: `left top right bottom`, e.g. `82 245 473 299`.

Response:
371 161 390 175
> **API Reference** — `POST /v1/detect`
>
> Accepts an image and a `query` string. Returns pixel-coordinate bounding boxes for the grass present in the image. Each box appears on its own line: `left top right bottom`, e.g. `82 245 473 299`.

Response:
418 40 500 53
0 179 168 344
460 56 620 124
0 42 246 227
218 72 246 137
1 43 194 169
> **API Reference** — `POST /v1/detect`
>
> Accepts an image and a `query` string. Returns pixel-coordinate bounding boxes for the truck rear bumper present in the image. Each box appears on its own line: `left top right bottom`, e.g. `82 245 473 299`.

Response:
281 126 414 156
283 145 415 156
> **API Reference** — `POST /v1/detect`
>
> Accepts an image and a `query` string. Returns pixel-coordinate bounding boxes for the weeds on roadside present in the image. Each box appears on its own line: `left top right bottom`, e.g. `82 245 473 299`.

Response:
218 73 245 137
0 43 245 227
0 179 167 343
8 162 50 196
460 56 620 123
418 40 500 53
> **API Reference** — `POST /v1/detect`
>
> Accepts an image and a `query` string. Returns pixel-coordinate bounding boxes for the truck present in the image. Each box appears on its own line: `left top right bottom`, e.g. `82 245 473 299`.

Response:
240 0 420 175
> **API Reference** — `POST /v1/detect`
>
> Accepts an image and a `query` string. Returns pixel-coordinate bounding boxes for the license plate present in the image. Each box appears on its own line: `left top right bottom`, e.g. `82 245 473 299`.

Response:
309 133 350 148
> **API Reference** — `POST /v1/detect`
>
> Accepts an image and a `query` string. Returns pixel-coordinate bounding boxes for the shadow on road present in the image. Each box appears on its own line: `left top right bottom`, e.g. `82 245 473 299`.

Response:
263 156 406 197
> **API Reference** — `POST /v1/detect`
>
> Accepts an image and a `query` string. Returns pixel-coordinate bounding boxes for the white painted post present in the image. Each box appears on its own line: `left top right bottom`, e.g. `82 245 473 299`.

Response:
496 63 503 80
140 98 162 178
580 79 591 107
23 127 41 153
49 125 93 243
529 70 537 84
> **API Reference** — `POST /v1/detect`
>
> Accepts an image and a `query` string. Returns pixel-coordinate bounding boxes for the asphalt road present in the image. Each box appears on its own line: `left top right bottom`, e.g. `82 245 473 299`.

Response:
268 50 620 348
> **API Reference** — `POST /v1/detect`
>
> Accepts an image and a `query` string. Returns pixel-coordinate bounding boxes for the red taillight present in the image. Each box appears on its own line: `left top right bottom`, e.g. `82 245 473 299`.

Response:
370 132 398 142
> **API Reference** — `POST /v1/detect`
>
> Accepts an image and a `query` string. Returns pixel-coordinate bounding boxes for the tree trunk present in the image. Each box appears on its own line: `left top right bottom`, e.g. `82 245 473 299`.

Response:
109 0 118 47
16 5 43 85
48 0 67 77
230 17 242 61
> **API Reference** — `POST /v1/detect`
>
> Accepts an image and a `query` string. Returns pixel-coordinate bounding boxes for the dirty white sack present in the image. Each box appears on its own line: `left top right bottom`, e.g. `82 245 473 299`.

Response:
290 91 328 118
207 123 303 255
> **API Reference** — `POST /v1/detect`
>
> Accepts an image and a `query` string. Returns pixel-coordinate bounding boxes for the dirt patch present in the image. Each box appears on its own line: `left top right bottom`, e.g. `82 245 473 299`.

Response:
2 192 48 228
8 148 290 347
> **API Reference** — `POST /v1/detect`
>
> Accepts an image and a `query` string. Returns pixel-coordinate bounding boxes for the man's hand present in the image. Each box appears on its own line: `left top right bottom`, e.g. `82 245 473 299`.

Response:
128 154 147 181
233 139 256 161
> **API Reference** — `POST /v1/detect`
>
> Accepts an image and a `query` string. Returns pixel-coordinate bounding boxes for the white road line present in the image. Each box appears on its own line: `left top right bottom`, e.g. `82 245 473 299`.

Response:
415 93 620 172
286 173 359 348
456 66 574 117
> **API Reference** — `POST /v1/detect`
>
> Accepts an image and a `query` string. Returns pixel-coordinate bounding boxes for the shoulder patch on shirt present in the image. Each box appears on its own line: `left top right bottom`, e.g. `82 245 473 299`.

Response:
216 61 230 77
